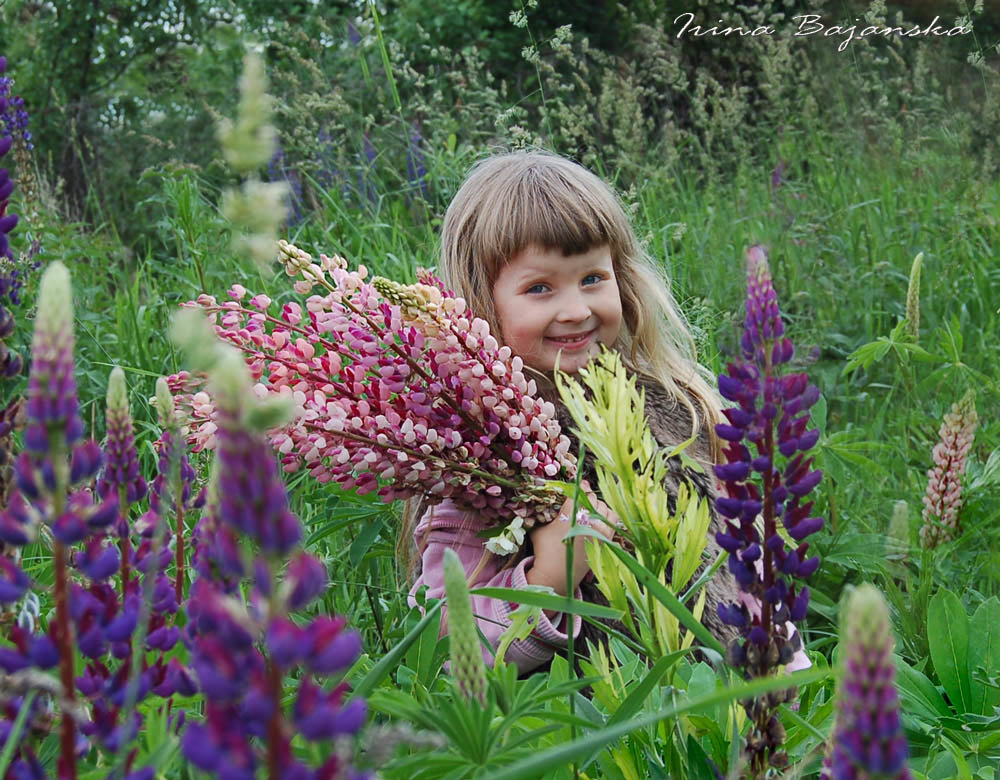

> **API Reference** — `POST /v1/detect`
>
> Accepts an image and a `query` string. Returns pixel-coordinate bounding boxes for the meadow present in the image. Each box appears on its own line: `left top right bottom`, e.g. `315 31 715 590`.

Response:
0 1 998 778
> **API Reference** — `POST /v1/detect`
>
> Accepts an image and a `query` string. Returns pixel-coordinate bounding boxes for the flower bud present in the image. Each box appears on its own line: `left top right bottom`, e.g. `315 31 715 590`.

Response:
828 584 911 779
443 548 487 705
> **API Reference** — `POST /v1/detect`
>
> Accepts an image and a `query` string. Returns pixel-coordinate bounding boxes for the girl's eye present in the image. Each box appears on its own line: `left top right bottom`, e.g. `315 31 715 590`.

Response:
525 275 603 294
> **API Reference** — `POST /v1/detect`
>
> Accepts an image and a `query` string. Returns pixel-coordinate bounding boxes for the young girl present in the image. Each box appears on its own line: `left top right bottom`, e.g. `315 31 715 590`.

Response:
401 150 770 674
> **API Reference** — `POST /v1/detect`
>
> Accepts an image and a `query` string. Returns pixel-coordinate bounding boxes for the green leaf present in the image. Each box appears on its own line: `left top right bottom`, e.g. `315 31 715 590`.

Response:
812 393 828 437
606 542 726 656
968 597 1000 716
351 600 443 700
349 516 386 566
470 587 623 619
486 668 829 780
686 735 720 780
928 588 973 714
495 602 544 663
968 447 1000 491
608 650 690 727
843 337 893 375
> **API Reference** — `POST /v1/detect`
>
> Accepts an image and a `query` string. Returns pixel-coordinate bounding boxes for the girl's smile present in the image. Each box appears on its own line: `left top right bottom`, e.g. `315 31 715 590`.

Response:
492 244 623 374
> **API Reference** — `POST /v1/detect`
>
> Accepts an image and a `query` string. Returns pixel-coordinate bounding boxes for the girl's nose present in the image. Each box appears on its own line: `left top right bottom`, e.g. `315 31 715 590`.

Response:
557 291 591 321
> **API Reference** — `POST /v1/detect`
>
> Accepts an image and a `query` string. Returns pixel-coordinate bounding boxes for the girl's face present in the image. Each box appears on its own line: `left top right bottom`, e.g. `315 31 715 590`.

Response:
492 244 623 375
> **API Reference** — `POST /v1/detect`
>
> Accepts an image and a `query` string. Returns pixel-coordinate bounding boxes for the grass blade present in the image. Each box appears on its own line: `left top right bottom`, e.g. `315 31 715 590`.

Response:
470 587 624 619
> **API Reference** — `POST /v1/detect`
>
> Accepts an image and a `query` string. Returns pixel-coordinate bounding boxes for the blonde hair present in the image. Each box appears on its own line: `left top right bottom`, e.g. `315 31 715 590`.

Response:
398 150 725 581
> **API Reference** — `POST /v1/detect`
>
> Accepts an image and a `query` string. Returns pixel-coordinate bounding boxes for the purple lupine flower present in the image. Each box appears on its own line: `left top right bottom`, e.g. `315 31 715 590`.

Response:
146 375 206 606
0 174 16 260
714 245 824 773
0 164 16 265
0 264 187 780
0 262 96 780
285 551 327 609
0 53 30 267
314 128 342 194
214 407 302 555
180 344 367 778
268 144 304 226
826 584 912 780
22 263 85 452
357 133 378 207
346 19 361 46
97 366 149 597
0 56 32 151
98 367 149 511
0 553 28 603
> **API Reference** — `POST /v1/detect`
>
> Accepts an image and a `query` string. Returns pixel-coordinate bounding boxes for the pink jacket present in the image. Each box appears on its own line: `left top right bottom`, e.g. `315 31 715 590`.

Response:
407 499 582 674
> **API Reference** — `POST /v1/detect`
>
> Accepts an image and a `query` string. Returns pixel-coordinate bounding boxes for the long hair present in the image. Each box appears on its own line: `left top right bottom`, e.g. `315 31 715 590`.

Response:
398 150 724 582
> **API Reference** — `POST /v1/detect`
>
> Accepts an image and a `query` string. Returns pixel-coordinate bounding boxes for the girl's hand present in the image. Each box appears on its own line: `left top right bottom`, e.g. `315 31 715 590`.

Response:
525 480 619 599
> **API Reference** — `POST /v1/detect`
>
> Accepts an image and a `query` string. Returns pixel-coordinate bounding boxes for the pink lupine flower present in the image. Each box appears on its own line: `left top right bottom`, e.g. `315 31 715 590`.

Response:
920 390 978 548
179 241 578 550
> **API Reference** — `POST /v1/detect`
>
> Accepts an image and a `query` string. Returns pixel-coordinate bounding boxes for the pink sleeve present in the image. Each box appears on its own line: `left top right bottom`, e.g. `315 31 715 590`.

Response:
408 521 582 675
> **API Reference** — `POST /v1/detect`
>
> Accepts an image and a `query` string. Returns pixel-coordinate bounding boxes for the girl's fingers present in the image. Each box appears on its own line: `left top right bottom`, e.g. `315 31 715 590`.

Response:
585 517 615 541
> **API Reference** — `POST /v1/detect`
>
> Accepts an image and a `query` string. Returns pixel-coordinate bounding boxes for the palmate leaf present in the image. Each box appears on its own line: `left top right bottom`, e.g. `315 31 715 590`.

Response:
842 318 941 376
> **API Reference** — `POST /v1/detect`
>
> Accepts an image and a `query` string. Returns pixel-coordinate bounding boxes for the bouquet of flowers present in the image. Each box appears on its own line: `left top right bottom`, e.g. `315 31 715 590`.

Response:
176 241 577 554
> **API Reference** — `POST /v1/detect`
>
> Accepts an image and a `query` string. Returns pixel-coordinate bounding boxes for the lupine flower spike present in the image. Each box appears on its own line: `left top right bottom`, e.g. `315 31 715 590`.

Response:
713 245 824 774
1 52 36 224
823 584 912 780
0 55 20 262
903 253 922 343
920 389 978 548
176 316 369 779
443 548 488 705
0 55 24 496
178 241 576 555
217 49 288 273
147 376 204 604
97 367 149 595
0 136 22 514
0 262 117 780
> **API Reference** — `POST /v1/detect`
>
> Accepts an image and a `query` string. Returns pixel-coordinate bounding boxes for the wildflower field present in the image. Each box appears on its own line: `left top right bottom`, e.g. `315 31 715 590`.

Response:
0 1 999 778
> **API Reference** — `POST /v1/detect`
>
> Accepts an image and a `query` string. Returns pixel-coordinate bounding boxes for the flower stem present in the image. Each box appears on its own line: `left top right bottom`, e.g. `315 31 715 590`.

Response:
266 657 283 780
564 443 586 780
52 539 77 780
175 504 185 606
761 422 775 639
118 482 131 597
